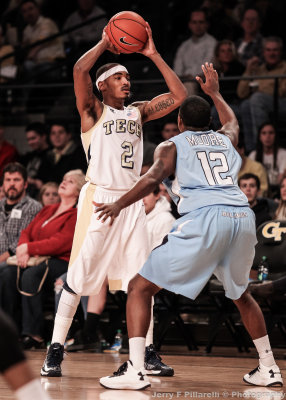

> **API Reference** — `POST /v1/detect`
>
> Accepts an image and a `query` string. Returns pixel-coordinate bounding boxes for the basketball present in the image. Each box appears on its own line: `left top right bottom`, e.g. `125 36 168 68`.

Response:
106 11 148 54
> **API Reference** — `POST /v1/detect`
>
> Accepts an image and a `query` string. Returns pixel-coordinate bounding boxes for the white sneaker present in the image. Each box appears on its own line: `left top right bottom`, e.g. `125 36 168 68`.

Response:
100 360 151 390
243 362 283 387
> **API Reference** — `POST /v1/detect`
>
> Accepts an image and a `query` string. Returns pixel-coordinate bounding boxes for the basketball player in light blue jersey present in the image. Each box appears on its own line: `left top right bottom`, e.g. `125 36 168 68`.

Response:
97 63 283 390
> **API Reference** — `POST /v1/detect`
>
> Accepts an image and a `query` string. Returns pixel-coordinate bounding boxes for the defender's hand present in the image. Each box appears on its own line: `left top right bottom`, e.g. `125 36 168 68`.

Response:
93 201 122 226
196 62 219 96
137 23 157 57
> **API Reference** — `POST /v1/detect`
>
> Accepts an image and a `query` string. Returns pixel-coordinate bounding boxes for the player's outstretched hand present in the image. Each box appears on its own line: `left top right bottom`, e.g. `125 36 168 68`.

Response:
102 27 121 54
196 62 219 96
93 201 121 226
137 22 157 57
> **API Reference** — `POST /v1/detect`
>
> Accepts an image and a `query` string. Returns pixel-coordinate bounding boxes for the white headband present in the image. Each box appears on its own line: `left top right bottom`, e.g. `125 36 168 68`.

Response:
96 65 128 90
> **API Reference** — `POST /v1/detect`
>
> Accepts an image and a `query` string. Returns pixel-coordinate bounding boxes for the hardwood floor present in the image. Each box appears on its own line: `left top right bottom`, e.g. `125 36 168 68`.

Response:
0 350 285 399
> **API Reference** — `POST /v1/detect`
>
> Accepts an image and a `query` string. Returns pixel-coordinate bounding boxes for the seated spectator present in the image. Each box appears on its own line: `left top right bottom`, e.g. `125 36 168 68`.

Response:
0 25 17 82
38 121 87 183
143 185 175 249
238 36 286 152
274 175 286 221
1 0 26 47
211 40 245 130
0 125 18 177
159 182 180 219
237 139 268 197
235 8 264 66
0 162 41 268
20 0 65 81
173 9 216 95
201 0 241 41
160 121 180 141
20 122 50 197
248 122 286 198
0 169 85 347
238 173 277 227
38 182 59 206
63 0 107 61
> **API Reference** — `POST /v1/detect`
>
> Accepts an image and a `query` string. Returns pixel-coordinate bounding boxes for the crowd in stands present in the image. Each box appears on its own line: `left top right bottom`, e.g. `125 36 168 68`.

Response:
0 0 286 350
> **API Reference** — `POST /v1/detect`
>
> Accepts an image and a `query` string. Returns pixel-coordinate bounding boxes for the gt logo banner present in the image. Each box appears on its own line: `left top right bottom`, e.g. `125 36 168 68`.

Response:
262 222 286 242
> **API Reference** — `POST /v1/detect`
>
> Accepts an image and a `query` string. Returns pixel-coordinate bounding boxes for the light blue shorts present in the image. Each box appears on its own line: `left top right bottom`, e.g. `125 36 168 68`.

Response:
139 205 257 300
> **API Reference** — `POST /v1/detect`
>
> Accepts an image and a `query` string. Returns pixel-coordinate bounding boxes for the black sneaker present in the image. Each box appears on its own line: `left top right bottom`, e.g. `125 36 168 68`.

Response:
40 343 64 377
144 344 174 376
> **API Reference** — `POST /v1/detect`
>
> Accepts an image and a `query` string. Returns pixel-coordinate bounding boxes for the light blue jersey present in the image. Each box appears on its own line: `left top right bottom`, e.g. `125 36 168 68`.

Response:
163 130 248 215
139 128 257 300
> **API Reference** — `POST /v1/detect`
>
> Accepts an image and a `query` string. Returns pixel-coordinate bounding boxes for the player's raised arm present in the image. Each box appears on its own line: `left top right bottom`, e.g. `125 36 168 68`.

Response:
95 141 177 225
136 23 187 124
196 62 239 147
73 28 120 129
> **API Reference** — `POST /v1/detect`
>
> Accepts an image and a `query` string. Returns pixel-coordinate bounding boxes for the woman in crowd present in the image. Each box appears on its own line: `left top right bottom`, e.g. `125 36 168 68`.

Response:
38 182 59 206
249 122 286 198
0 169 85 348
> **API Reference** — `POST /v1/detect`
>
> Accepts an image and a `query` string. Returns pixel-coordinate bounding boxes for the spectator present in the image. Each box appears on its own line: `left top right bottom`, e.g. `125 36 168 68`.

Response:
238 173 276 227
63 0 107 60
20 0 65 81
38 121 87 183
173 9 216 95
0 25 17 82
274 175 286 220
235 8 264 66
201 0 241 41
20 122 50 197
0 162 41 269
143 185 175 249
248 122 286 198
0 169 85 347
159 182 180 219
211 39 245 129
160 121 180 141
0 125 18 177
238 36 286 152
38 182 59 206
237 139 268 197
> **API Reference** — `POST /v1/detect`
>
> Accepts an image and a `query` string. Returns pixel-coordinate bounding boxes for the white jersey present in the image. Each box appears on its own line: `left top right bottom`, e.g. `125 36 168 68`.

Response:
81 104 143 190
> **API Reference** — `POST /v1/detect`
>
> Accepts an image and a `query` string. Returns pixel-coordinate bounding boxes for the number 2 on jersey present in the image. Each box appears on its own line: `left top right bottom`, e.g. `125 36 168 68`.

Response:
121 141 134 169
197 151 233 185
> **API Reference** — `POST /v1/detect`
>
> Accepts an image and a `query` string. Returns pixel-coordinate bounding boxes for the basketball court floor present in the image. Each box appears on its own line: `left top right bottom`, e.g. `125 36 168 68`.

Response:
0 348 285 399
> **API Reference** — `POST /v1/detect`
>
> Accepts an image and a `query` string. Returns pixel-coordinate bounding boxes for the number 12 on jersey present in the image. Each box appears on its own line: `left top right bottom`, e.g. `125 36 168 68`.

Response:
197 151 233 185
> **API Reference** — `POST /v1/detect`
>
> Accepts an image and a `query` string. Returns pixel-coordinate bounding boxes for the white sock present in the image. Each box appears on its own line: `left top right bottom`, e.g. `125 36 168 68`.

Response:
51 315 73 345
51 289 80 345
15 379 51 400
253 335 276 367
145 297 154 347
129 337 145 370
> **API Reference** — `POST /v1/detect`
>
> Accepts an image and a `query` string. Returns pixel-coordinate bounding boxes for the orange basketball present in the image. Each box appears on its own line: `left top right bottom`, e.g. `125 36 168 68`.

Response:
106 11 148 54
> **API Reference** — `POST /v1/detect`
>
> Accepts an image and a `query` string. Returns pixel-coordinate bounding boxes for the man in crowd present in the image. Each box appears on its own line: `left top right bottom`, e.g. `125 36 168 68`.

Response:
238 173 276 228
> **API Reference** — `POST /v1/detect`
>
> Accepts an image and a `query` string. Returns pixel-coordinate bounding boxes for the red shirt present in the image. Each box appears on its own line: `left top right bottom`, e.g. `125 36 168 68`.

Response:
18 203 77 261
0 140 18 177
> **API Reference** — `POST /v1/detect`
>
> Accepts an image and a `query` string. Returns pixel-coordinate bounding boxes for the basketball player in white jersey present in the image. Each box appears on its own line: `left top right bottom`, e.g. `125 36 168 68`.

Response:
41 24 187 377
97 63 283 389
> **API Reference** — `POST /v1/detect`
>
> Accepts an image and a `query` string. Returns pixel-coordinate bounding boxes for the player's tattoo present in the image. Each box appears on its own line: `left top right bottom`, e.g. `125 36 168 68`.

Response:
87 82 93 98
147 97 175 115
